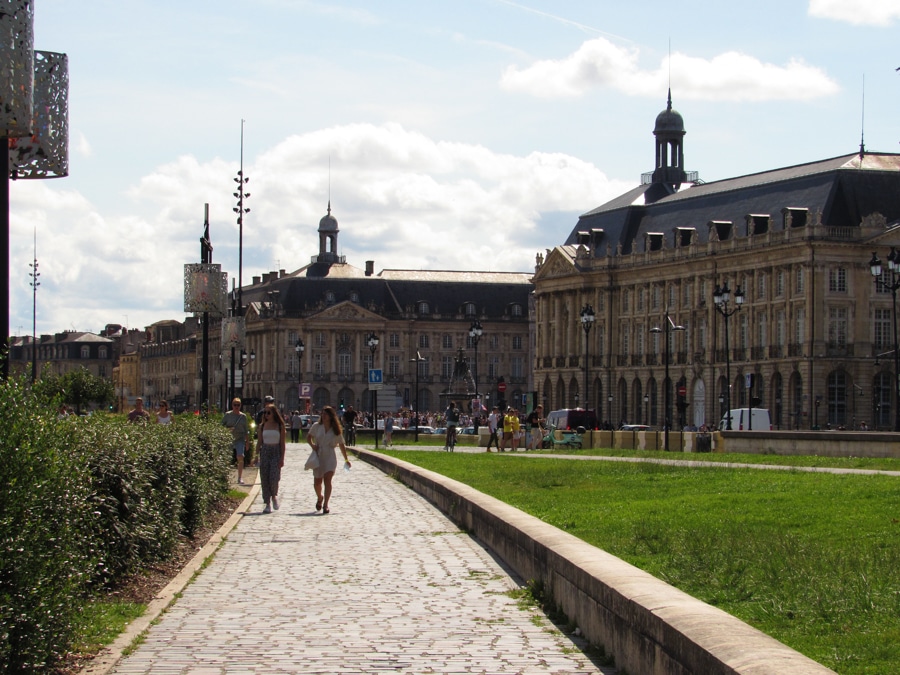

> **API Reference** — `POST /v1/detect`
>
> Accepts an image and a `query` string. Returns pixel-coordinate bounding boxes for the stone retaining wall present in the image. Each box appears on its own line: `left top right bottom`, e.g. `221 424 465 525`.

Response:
358 449 835 675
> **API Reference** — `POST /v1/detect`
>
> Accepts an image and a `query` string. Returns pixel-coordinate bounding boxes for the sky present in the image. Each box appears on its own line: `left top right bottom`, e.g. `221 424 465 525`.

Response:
9 0 900 336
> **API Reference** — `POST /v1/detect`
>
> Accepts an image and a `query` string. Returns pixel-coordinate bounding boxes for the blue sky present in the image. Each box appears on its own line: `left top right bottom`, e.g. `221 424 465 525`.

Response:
9 0 900 335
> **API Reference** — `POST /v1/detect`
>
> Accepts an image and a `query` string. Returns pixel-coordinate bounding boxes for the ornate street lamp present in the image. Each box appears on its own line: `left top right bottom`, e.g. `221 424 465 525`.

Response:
644 393 649 426
367 333 379 448
869 250 900 431
410 351 426 441
712 281 744 431
650 308 686 450
468 320 483 400
580 304 595 411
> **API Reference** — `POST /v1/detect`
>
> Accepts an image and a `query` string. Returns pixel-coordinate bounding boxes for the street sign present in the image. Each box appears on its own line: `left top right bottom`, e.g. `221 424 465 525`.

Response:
745 373 754 389
299 382 311 398
678 385 686 397
369 369 383 390
498 381 507 392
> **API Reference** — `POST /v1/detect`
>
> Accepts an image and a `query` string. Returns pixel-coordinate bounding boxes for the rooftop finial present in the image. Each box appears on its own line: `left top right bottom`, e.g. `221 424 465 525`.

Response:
859 74 866 161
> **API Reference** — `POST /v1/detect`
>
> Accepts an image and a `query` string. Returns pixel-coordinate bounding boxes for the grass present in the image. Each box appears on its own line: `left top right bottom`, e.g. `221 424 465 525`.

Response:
380 449 900 675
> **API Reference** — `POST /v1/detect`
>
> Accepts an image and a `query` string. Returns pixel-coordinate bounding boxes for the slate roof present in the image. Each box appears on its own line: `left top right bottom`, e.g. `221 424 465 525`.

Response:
242 266 531 320
567 152 900 255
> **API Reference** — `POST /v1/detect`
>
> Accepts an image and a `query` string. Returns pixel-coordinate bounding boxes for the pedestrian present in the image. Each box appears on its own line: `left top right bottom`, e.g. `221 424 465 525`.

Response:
155 400 173 425
290 410 302 443
307 405 351 514
342 405 357 445
255 395 275 427
486 406 501 451
128 397 150 424
222 398 250 485
444 400 460 451
256 404 286 514
384 413 394 447
526 404 544 450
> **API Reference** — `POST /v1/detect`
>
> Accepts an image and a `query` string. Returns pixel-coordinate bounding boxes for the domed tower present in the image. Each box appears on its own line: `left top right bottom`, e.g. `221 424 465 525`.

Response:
646 89 687 203
317 200 340 263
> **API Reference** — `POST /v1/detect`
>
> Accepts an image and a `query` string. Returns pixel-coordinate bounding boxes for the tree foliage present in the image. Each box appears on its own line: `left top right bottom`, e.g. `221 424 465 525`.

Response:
36 367 114 414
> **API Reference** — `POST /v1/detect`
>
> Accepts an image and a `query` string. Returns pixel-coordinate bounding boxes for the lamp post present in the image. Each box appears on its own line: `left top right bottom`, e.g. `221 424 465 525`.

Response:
574 392 580 409
607 395 613 427
650 307 685 451
410 351 425 441
869 250 900 431
712 281 744 431
28 229 38 383
295 338 305 411
644 393 649 425
367 333 380 448
469 320 483 400
580 304 595 411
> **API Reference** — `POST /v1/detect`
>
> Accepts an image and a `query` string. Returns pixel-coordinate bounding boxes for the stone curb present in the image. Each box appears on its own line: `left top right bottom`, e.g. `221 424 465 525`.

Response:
78 478 260 675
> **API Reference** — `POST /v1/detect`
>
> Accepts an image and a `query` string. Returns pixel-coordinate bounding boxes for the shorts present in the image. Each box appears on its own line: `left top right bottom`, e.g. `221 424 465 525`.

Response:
233 440 246 457
503 431 513 439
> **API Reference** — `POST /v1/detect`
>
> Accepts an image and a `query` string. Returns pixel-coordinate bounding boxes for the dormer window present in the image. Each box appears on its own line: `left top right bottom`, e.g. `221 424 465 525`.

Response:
464 302 476 317
418 301 430 316
510 303 523 317
349 291 359 303
325 291 335 304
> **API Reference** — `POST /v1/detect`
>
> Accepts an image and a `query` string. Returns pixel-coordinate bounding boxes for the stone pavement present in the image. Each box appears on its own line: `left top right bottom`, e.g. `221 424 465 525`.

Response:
109 443 616 674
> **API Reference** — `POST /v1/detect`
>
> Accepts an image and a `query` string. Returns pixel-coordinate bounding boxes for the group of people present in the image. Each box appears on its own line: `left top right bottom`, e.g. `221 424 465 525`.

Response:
222 397 351 516
127 397 174 425
484 404 545 452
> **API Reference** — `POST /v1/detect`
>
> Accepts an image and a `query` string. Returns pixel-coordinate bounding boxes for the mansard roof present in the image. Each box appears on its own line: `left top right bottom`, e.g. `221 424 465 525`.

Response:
567 152 900 255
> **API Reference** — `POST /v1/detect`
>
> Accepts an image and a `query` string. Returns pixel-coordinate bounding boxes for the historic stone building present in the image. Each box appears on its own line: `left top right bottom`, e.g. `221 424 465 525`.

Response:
9 330 115 380
533 93 900 430
233 203 534 416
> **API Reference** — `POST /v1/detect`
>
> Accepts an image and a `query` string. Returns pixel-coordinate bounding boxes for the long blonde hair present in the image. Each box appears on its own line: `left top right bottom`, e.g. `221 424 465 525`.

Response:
262 404 285 430
321 406 343 435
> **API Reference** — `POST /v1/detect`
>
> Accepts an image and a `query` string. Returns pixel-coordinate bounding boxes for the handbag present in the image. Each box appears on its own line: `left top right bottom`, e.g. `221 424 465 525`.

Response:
304 449 320 471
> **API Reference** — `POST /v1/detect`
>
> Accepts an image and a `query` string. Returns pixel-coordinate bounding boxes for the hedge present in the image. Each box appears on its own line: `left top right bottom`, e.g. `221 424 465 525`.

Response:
0 378 232 673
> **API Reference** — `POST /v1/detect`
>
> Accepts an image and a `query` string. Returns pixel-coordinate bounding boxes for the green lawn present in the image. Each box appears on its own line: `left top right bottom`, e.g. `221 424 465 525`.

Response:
379 450 900 675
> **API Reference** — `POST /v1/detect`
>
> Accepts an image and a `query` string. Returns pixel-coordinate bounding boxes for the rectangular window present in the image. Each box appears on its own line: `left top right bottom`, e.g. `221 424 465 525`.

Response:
796 268 805 294
829 268 847 293
636 325 644 355
338 352 352 376
757 274 766 300
757 314 768 348
315 332 326 348
490 335 500 349
388 354 400 377
794 308 806 344
441 356 453 379
668 284 676 308
739 314 748 349
828 307 848 346
874 308 892 350
314 353 325 376
621 289 630 313
418 358 430 378
775 271 785 297
363 353 373 372
622 327 630 357
699 320 707 351
652 286 661 310
511 356 524 378
683 282 692 307
512 335 523 350
389 333 400 348
776 310 786 345
488 357 500 379
419 334 429 349
442 334 453 349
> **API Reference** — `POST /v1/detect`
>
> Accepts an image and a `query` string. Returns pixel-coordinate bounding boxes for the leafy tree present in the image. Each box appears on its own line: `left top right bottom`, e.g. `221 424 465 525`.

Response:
38 367 114 414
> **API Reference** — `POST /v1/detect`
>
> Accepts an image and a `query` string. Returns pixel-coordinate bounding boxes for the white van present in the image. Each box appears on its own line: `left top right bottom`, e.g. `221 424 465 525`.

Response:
718 408 771 431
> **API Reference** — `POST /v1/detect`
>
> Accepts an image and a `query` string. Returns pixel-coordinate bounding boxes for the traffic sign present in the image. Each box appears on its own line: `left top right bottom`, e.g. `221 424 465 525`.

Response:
498 381 507 392
369 369 383 390
678 385 686 397
299 382 311 398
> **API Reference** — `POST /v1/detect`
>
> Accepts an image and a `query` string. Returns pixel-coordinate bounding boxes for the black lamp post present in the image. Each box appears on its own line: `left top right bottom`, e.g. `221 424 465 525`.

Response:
574 392 580 409
580 304 595 411
410 351 425 441
869 250 900 431
607 394 613 427
28 230 39 384
469 320 483 400
712 281 744 430
367 333 379 448
644 393 649 425
295 337 305 410
650 308 685 451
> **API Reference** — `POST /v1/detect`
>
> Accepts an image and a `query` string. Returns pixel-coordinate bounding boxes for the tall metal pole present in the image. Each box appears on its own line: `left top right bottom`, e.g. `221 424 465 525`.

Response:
28 228 38 383
893 280 900 432
200 204 212 415
580 305 594 411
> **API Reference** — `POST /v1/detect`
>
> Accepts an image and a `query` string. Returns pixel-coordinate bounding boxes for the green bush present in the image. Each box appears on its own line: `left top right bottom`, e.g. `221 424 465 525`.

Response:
0 379 97 673
0 378 233 673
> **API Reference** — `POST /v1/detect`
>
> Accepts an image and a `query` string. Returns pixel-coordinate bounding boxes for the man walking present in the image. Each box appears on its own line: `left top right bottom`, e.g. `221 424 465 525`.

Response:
486 406 501 451
223 398 250 485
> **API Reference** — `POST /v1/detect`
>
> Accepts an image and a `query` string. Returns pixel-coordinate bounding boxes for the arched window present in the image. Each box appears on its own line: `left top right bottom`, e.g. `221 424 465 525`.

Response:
418 301 430 316
510 303 523 317
827 371 848 427
80 346 90 359
464 302 476 317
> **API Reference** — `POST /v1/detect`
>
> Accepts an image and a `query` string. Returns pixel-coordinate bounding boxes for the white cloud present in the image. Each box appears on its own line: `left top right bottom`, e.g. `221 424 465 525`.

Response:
10 124 629 334
809 0 900 26
500 38 839 101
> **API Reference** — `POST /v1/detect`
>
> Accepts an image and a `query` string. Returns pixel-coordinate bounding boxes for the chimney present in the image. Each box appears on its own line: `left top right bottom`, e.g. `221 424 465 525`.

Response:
365 260 374 277
253 275 261 285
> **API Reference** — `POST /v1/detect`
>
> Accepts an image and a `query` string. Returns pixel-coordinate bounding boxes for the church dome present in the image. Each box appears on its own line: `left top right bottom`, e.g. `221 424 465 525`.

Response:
319 201 339 232
654 89 684 134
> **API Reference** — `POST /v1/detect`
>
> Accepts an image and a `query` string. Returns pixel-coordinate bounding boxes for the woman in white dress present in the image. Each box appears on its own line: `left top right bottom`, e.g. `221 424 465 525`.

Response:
307 406 351 514
256 404 286 514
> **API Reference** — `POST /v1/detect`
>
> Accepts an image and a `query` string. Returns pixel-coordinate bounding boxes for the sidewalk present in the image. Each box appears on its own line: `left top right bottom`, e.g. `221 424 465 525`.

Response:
108 443 615 674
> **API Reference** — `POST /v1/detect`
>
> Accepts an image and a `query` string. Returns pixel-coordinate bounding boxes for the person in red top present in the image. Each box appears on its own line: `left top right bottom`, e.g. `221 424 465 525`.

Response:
128 397 150 424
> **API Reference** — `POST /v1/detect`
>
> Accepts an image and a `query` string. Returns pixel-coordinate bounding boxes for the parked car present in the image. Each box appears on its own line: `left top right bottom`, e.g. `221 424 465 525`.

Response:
409 426 436 434
460 426 476 435
299 414 319 428
546 408 599 431
621 424 653 431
